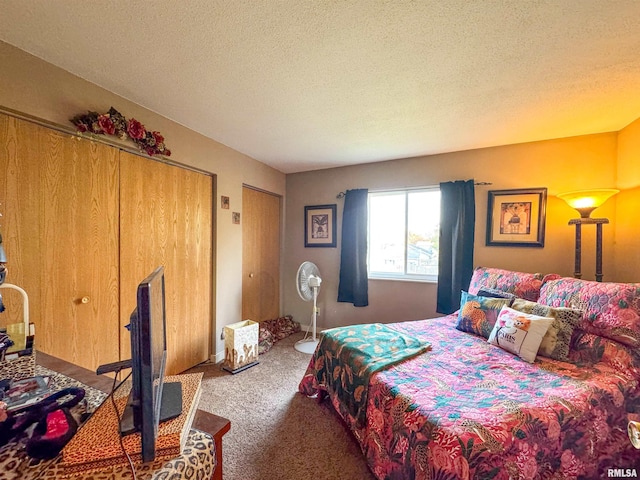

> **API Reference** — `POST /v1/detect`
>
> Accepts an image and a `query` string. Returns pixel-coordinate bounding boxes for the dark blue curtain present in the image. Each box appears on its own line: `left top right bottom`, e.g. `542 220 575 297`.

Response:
337 189 369 307
436 180 475 314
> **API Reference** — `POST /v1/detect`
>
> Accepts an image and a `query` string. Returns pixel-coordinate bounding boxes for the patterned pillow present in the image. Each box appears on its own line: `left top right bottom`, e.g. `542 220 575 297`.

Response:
468 267 546 302
538 278 640 348
511 298 581 362
488 306 554 363
477 288 517 302
569 330 640 377
455 291 512 339
258 326 275 354
261 315 301 341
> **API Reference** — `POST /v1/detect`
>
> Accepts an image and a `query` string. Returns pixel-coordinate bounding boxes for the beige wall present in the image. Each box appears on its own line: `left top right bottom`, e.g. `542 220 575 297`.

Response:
3 40 636 343
615 117 640 282
285 133 622 329
0 41 286 361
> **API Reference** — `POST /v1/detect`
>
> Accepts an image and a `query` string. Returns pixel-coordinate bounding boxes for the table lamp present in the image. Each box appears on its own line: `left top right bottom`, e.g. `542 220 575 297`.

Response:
557 189 619 282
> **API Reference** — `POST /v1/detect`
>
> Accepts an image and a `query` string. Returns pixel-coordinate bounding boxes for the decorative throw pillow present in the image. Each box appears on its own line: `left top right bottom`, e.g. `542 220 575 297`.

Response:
488 306 554 363
258 326 275 354
538 277 640 349
468 266 546 302
261 315 301 341
455 291 512 339
568 330 640 375
477 288 517 302
511 298 581 362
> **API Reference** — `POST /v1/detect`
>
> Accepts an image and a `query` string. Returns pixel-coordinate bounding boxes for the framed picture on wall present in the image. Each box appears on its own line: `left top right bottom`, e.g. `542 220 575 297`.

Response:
486 188 547 247
304 204 337 247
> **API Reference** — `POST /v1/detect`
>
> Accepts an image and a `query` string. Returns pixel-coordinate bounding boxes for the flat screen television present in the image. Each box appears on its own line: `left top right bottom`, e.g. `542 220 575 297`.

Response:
118 266 183 463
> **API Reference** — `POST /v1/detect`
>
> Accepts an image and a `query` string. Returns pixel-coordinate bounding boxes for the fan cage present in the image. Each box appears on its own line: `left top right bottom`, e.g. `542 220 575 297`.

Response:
297 261 320 301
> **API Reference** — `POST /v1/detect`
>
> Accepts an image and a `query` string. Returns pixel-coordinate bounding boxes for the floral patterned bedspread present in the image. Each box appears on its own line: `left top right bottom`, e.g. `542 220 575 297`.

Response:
299 315 640 479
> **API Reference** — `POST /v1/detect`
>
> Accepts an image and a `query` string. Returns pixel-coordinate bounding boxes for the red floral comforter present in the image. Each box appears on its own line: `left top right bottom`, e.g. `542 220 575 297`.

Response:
299 315 640 479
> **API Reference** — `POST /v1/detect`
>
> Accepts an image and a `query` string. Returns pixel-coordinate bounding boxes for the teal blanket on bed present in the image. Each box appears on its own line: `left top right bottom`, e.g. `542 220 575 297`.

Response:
309 323 430 426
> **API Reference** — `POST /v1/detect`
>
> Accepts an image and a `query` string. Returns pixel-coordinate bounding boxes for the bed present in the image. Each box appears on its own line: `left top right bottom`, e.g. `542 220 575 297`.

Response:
299 267 640 479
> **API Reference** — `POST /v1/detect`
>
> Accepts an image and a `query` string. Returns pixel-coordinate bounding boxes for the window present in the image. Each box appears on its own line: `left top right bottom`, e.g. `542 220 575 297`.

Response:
368 188 440 282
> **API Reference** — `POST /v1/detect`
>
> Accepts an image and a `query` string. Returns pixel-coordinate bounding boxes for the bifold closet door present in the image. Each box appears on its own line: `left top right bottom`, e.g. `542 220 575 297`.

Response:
0 114 120 371
119 151 213 375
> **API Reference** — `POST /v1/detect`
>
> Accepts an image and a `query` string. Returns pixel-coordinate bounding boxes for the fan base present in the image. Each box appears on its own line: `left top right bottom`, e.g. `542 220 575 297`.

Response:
294 338 319 354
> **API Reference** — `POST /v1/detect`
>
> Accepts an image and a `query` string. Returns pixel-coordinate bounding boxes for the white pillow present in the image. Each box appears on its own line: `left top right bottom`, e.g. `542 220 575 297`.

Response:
488 306 554 363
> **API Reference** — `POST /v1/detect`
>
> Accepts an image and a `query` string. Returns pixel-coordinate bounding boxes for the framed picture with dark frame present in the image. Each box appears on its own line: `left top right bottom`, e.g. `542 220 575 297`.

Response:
486 188 547 247
304 204 337 247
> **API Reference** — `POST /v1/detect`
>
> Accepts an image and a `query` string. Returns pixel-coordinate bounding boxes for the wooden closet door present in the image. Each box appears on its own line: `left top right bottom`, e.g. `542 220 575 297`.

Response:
119 151 213 375
242 186 280 321
0 114 120 371
0 115 43 329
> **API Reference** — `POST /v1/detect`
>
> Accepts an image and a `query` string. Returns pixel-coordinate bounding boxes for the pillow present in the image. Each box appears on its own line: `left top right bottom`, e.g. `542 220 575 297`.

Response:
569 330 640 378
261 315 301 341
488 306 554 363
258 326 275 354
510 298 581 362
468 267 546 302
538 277 640 348
477 288 517 302
455 291 512 339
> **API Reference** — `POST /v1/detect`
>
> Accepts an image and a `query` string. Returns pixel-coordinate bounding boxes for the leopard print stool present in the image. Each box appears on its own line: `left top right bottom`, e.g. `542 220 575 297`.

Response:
0 428 215 480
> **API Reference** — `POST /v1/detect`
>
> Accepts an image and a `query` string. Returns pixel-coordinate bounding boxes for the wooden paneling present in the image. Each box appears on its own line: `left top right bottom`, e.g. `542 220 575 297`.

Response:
0 115 43 328
242 186 280 321
119 152 213 375
0 114 120 370
1 113 213 375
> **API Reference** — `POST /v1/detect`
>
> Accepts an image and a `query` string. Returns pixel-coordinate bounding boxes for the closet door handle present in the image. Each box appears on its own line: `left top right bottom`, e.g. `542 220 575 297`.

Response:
81 296 90 304
249 273 255 278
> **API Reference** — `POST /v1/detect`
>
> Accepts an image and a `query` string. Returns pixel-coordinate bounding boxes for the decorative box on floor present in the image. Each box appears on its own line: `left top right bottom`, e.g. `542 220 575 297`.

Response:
223 320 259 373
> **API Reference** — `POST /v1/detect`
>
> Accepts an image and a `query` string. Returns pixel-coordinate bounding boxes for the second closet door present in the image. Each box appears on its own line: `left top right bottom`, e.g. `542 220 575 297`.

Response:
119 151 213 375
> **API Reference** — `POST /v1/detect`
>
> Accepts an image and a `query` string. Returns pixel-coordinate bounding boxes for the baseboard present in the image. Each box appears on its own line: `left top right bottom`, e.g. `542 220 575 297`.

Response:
300 323 329 335
212 351 224 364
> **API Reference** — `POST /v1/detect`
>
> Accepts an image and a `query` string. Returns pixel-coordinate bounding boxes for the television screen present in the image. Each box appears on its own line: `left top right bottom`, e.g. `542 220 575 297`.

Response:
119 266 182 463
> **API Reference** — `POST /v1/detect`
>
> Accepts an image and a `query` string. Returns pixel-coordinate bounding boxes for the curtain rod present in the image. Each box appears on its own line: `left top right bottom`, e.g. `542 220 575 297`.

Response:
336 181 492 199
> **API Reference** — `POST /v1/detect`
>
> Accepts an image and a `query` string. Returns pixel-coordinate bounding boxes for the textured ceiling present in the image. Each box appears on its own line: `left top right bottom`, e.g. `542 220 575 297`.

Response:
1 1 640 173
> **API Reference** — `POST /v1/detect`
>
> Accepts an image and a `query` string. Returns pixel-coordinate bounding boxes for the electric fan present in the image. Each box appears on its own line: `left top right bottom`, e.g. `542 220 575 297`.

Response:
294 261 322 354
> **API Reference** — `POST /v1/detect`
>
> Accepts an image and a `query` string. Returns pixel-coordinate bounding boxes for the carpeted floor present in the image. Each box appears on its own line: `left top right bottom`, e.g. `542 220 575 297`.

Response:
187 332 376 480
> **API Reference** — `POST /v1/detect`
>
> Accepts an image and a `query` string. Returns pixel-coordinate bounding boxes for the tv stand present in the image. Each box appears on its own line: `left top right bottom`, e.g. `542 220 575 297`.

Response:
159 381 183 422
120 381 183 435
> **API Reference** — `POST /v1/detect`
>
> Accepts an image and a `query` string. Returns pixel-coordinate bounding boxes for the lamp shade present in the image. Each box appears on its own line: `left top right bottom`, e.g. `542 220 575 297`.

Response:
557 189 619 218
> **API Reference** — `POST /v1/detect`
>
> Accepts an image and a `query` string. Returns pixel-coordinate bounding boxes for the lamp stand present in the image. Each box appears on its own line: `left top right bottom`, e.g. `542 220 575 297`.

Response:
568 218 608 282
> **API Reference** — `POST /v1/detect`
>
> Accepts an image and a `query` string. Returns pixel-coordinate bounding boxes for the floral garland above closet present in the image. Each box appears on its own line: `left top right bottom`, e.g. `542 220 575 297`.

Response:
70 107 171 157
